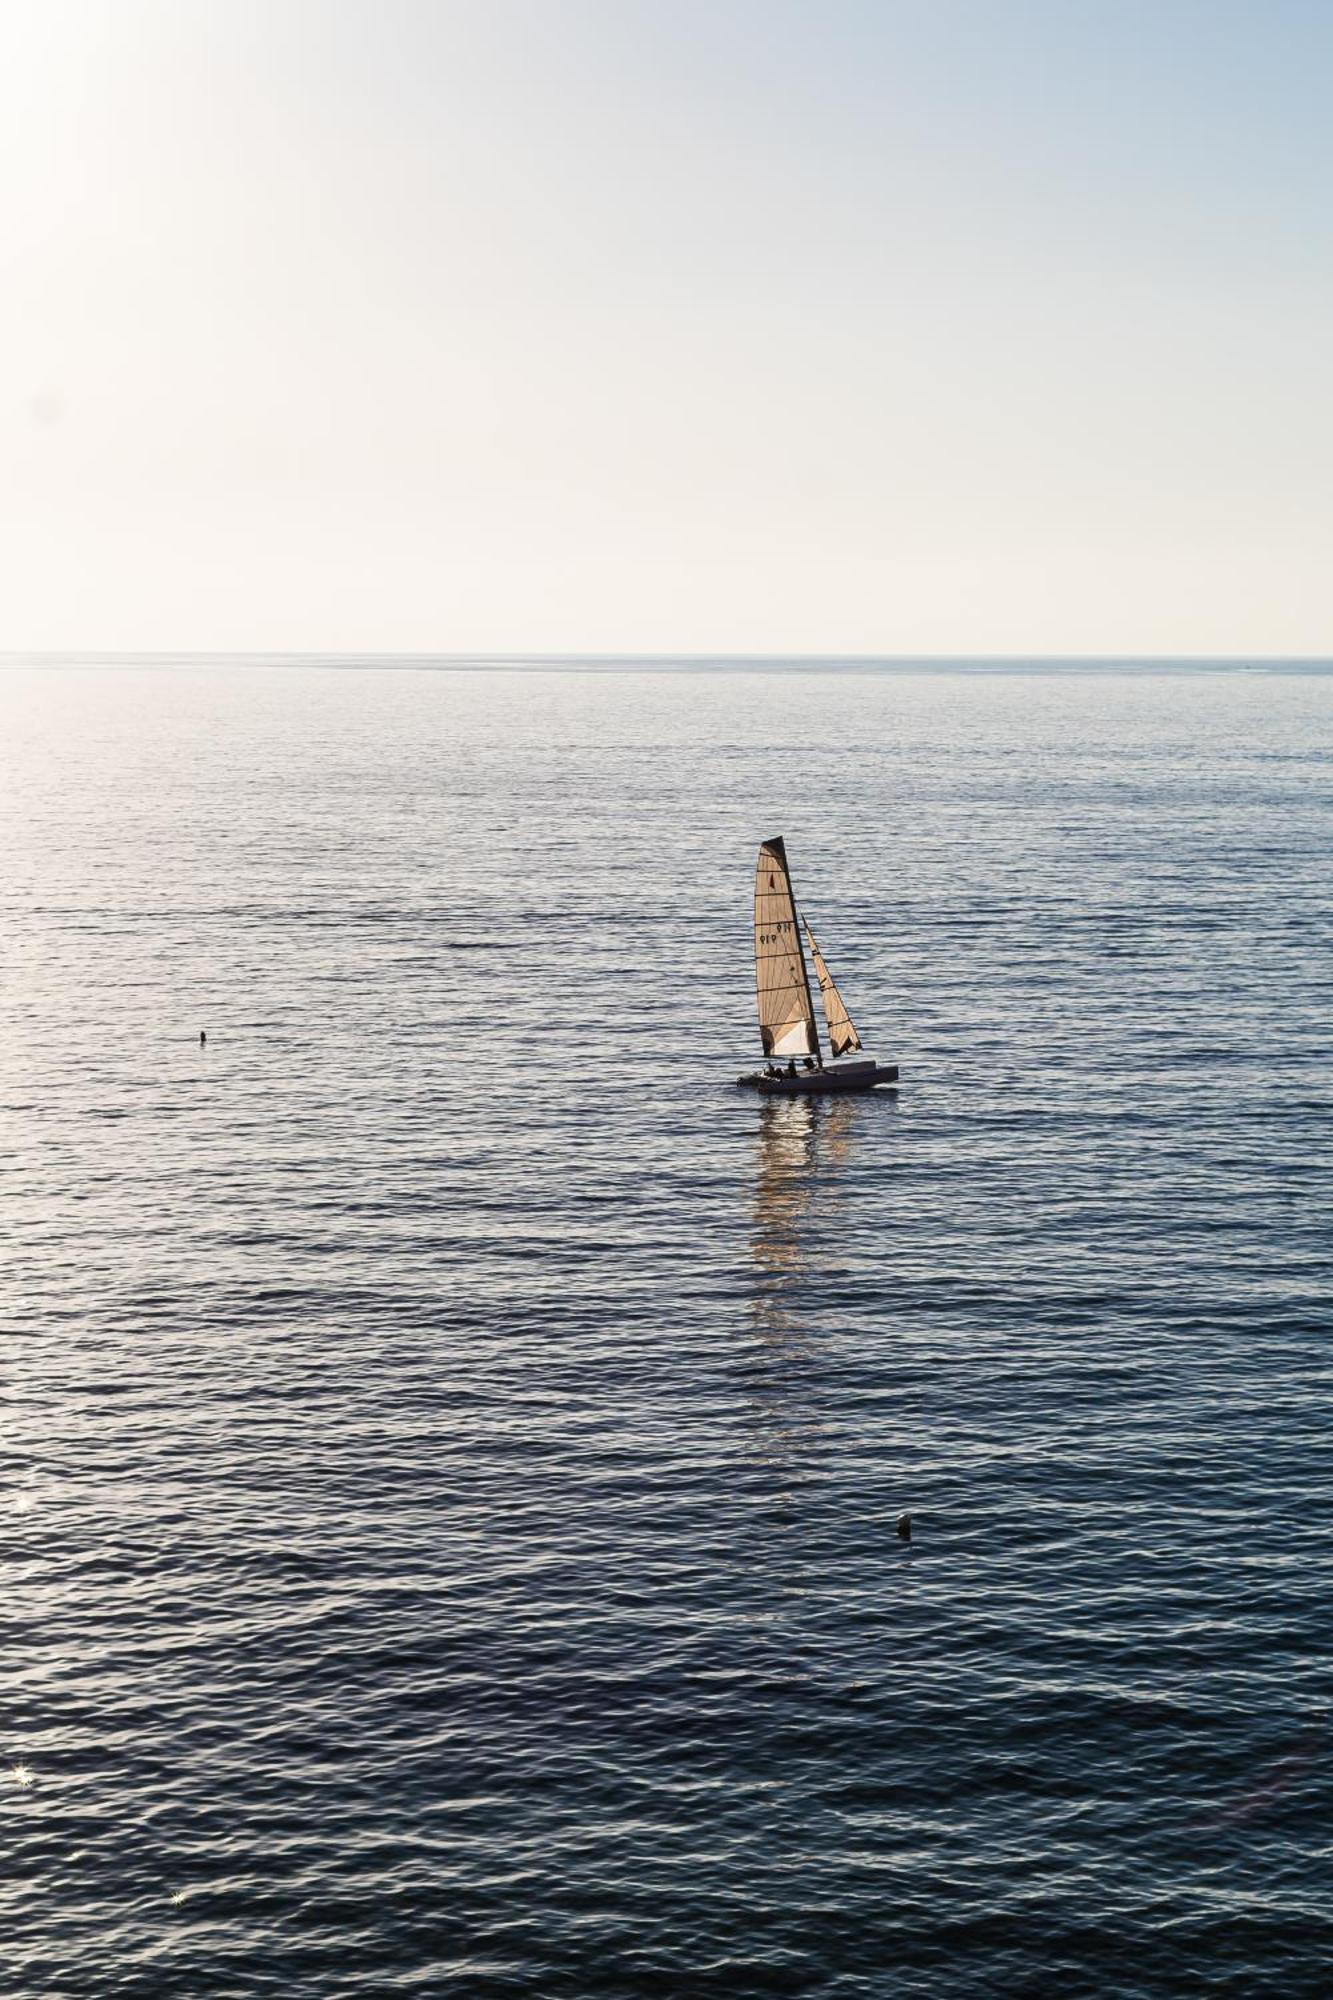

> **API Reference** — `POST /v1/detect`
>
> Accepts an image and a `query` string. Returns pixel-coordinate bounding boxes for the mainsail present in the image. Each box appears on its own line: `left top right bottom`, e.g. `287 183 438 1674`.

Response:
754 838 819 1059
803 919 863 1058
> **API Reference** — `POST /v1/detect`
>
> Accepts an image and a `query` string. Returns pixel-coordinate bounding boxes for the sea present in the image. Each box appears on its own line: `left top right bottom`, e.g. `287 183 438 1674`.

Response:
3 658 1331 1998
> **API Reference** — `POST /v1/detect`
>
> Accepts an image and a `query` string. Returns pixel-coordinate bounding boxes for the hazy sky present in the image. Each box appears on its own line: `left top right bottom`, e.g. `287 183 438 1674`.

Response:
3 0 1331 653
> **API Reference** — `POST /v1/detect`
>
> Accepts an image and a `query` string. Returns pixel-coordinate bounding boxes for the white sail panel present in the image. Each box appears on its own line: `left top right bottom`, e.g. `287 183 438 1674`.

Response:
804 919 863 1058
754 838 819 1059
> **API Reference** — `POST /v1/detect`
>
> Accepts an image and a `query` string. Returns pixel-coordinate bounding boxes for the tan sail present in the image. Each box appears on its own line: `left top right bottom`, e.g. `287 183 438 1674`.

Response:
803 919 863 1058
754 838 819 1059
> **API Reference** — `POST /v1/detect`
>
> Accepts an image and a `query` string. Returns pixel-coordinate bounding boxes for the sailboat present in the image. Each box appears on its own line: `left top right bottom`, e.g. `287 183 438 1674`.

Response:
737 836 899 1095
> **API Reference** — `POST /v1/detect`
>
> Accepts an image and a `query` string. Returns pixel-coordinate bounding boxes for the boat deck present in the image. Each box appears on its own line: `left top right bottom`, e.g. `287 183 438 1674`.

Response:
738 1060 899 1095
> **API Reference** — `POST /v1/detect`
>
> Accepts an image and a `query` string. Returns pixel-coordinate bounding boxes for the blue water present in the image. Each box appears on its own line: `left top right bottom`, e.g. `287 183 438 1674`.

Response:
3 660 1332 1997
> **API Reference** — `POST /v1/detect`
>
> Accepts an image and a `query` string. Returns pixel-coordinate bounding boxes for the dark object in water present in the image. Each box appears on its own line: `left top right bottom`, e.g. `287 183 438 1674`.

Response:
897 1513 912 1542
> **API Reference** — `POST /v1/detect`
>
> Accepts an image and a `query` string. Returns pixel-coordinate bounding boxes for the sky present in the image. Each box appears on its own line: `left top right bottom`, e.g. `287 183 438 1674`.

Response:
2 0 1331 655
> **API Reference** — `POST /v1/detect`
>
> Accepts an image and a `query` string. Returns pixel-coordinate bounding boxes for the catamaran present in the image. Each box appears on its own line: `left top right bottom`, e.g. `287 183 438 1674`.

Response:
737 836 899 1096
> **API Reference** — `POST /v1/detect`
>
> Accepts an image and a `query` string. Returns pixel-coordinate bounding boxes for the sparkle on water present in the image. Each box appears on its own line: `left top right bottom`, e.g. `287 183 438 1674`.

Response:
2 660 1331 1998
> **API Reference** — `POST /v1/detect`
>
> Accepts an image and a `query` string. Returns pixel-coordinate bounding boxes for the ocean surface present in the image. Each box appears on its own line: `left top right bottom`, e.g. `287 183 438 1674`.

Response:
3 658 1332 1999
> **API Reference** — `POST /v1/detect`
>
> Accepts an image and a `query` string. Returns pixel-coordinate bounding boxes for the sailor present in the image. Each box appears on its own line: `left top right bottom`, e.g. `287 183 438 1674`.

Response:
803 1057 815 1071
786 1060 797 1077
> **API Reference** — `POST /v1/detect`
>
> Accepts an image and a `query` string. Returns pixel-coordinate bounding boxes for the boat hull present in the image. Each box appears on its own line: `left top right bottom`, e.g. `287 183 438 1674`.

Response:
737 1059 899 1095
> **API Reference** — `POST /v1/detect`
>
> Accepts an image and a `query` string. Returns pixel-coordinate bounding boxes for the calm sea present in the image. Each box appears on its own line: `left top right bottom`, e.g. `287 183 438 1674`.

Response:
3 660 1332 1998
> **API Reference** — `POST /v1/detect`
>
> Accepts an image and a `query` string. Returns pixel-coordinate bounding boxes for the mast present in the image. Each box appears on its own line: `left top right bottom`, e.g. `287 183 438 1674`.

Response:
784 845 825 1068
754 836 821 1063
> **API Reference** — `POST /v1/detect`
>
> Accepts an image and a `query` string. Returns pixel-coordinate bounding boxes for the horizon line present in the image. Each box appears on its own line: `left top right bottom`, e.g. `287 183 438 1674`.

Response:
3 650 1332 670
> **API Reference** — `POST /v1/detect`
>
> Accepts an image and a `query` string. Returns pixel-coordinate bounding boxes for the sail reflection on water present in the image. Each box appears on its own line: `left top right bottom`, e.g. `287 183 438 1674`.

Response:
750 1094 860 1312
742 1095 863 1476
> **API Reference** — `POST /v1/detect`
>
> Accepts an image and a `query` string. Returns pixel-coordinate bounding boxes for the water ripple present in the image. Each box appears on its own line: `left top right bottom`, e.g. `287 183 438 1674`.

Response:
2 662 1332 1996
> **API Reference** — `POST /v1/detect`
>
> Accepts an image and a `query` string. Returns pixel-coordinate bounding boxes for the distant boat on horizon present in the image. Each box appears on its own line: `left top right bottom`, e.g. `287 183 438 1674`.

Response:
737 836 899 1096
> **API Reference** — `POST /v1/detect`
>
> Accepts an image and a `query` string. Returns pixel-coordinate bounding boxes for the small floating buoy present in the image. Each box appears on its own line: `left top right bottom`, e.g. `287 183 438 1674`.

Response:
896 1512 912 1543
199 1031 207 1047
